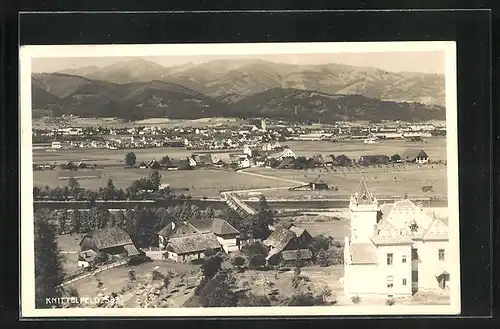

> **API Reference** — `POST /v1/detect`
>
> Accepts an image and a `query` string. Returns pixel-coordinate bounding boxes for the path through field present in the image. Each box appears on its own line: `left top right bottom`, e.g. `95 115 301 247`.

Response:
237 170 307 185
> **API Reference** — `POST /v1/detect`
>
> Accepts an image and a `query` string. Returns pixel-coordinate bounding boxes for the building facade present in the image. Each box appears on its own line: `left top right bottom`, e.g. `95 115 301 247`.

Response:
343 177 449 299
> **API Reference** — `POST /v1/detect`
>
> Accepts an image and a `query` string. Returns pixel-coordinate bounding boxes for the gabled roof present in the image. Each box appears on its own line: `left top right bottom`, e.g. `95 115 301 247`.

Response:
166 233 222 255
349 242 378 264
311 178 328 185
422 218 449 241
353 176 376 205
287 224 306 237
189 218 240 236
158 221 199 238
403 149 428 161
80 227 134 250
211 153 231 164
263 228 296 252
384 199 434 236
370 220 414 245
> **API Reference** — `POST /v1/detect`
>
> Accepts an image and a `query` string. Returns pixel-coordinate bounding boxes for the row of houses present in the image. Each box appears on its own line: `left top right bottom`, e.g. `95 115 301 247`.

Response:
76 217 316 267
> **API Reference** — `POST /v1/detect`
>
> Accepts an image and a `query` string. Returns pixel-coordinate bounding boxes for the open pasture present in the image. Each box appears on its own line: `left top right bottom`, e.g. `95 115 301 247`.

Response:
245 165 447 199
33 168 293 197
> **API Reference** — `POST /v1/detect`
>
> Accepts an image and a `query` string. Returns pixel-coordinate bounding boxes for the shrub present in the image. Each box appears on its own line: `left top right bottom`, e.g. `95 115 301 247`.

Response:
249 254 266 269
238 293 271 307
386 298 396 306
351 296 361 304
128 270 136 282
232 256 246 267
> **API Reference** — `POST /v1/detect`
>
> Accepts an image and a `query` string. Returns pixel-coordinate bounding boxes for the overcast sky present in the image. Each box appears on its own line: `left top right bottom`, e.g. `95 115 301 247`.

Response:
32 51 445 75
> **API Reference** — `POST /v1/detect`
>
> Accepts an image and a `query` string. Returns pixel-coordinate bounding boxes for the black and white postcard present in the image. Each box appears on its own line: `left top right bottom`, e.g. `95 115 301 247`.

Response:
20 42 460 317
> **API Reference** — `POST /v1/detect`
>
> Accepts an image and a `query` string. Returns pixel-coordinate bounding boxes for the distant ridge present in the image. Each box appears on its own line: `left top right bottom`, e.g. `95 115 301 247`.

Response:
32 73 445 122
42 58 445 106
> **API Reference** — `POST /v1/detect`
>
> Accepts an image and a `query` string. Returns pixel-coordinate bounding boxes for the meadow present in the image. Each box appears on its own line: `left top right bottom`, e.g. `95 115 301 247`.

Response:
32 138 448 198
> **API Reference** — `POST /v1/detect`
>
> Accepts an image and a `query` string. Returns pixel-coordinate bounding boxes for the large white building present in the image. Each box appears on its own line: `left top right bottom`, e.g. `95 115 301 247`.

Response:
343 177 450 299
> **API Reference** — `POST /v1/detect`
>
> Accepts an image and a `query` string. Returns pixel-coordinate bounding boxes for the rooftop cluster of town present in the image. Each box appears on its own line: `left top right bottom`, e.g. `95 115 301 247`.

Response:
33 118 446 151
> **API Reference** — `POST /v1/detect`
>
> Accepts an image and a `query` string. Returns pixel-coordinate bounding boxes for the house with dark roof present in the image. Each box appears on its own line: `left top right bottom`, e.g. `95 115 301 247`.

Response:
403 149 429 164
192 154 212 167
157 218 240 257
336 154 352 166
358 155 390 165
190 218 241 253
165 233 223 263
277 157 297 169
147 158 162 169
309 178 329 190
263 223 313 265
79 227 140 259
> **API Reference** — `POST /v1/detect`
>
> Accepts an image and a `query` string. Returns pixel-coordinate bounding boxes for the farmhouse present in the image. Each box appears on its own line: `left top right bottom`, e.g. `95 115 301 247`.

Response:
190 218 241 253
276 157 296 169
192 154 212 167
164 233 223 262
403 149 429 164
147 158 162 169
79 227 140 259
268 147 296 161
309 178 329 190
336 154 352 166
211 153 232 167
158 218 240 256
77 249 99 268
263 223 313 264
230 154 251 170
343 177 450 299
358 155 390 165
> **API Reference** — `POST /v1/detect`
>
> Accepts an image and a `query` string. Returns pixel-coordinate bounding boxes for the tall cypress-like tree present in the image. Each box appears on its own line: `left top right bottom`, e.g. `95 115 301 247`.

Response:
34 218 65 308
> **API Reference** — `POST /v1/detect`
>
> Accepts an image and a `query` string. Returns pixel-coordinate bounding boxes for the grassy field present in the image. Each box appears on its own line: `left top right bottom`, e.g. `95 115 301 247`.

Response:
32 138 448 198
244 165 447 198
34 168 293 196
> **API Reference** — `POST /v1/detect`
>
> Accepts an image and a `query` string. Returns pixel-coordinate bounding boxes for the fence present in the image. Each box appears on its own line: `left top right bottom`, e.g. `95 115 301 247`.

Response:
59 259 128 287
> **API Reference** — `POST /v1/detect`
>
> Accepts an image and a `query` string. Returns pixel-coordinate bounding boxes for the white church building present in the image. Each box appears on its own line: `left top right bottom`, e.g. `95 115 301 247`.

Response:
343 177 450 299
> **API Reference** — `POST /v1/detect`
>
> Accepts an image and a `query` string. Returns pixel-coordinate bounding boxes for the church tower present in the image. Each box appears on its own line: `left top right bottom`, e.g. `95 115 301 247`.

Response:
348 176 380 242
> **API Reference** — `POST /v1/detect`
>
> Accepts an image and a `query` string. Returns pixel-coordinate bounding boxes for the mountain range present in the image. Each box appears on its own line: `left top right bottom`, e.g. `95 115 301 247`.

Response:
31 58 446 122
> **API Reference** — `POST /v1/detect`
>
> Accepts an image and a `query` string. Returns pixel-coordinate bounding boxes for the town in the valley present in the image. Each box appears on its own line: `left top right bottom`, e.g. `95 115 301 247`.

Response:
31 55 451 309
32 116 450 309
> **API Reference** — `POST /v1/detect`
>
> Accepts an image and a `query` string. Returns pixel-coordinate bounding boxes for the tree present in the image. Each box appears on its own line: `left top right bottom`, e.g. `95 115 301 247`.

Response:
249 254 266 269
201 254 223 279
238 293 271 307
310 234 334 254
232 256 246 267
149 170 161 191
34 218 65 308
70 209 82 233
56 210 69 235
199 270 238 308
391 154 402 163
68 177 80 196
125 152 137 167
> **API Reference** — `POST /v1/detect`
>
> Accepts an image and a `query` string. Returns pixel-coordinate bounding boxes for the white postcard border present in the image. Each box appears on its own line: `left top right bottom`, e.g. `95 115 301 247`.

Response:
20 41 460 317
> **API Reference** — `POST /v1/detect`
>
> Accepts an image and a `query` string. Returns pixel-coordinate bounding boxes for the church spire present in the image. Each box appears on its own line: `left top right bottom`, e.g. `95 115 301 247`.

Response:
354 176 375 205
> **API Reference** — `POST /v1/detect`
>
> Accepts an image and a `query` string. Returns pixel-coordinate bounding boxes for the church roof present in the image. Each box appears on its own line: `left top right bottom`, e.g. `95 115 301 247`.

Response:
353 176 376 205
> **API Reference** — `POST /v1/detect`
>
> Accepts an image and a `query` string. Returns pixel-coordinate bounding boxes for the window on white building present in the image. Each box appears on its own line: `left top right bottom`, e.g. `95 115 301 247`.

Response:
411 248 418 261
387 276 394 288
402 278 407 286
438 249 445 261
402 255 407 263
387 253 393 265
